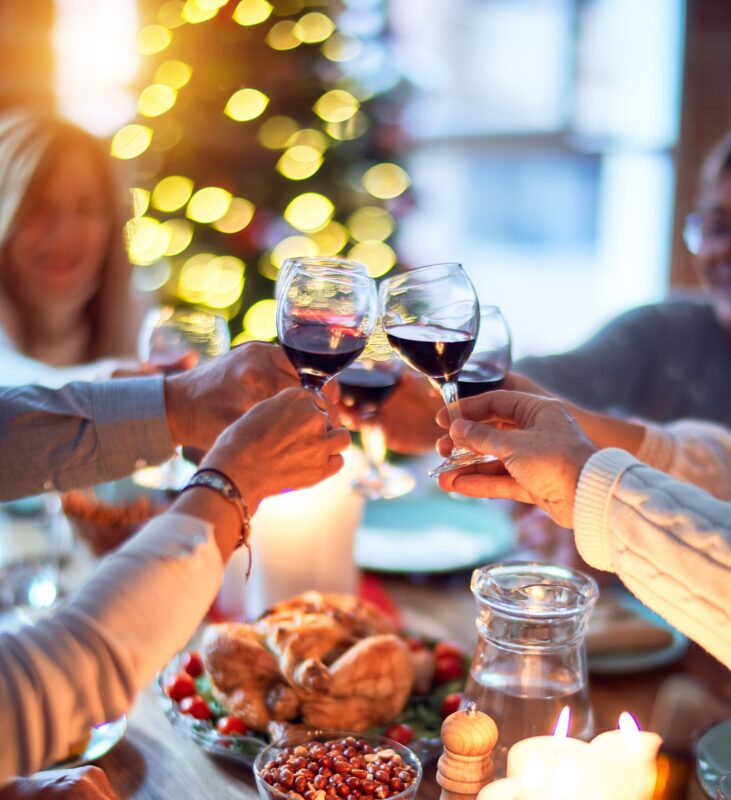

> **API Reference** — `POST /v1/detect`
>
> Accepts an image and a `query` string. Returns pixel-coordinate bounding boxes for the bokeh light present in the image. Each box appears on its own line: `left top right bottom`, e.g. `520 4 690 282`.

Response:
270 235 318 268
348 241 396 278
212 197 256 233
294 12 335 44
224 88 270 121
126 216 172 265
130 187 150 217
277 146 323 180
160 219 194 256
309 221 349 256
286 128 328 153
258 116 300 149
111 124 153 159
133 261 172 292
151 175 195 213
243 298 278 340
325 112 368 141
158 1 186 29
347 206 394 242
284 192 334 232
186 187 233 223
314 89 359 123
138 83 177 117
137 24 172 56
178 254 245 308
362 163 410 199
321 32 363 63
233 0 273 26
266 20 300 51
155 60 192 89
181 1 219 24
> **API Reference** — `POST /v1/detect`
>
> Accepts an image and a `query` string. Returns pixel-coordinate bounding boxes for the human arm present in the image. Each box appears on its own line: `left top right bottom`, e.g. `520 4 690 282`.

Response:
435 391 731 668
0 388 350 780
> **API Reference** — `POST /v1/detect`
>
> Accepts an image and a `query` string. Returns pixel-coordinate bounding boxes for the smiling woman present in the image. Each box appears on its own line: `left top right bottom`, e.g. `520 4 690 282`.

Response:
0 110 145 387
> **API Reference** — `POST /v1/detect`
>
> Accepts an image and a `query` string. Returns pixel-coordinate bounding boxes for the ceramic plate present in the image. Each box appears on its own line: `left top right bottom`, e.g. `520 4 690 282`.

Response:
354 493 514 573
52 716 127 769
696 718 731 798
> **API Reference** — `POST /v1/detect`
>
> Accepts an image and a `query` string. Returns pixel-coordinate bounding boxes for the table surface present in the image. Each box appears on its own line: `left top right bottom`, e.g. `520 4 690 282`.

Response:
96 571 731 800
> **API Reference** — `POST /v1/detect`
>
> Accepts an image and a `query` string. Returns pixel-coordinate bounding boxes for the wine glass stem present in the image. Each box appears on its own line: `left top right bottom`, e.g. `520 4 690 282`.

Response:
361 420 387 479
439 380 470 459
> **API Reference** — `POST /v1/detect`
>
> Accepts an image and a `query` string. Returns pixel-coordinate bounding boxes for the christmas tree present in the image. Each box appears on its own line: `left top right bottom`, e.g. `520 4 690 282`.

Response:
114 0 411 344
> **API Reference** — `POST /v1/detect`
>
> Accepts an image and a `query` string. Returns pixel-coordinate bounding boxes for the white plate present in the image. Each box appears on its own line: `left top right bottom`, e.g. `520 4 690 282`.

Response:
354 493 515 573
52 716 127 769
696 718 731 798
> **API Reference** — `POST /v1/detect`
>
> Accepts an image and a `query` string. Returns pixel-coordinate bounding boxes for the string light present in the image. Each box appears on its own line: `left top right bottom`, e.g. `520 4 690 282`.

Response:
151 175 194 212
111 124 153 159
232 0 273 26
284 192 334 232
186 187 233 224
224 88 270 122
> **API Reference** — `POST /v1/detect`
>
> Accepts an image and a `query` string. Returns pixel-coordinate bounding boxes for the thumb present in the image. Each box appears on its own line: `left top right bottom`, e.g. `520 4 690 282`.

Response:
450 418 510 458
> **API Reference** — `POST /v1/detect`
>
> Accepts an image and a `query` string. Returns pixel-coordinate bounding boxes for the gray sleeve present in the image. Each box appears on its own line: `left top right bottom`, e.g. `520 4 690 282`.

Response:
0 378 175 500
515 305 661 413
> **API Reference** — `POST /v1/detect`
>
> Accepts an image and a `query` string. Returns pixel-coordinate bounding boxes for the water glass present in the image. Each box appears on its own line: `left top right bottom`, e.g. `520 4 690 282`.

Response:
718 773 731 800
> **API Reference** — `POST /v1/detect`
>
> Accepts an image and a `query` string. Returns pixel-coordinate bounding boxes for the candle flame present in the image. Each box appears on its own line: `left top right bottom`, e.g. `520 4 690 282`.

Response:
618 711 641 736
552 706 571 741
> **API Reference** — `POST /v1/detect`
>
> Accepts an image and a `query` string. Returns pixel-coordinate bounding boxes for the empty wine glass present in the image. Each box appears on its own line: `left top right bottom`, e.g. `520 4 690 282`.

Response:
338 327 416 500
457 305 512 398
379 262 496 478
135 306 230 491
277 263 378 399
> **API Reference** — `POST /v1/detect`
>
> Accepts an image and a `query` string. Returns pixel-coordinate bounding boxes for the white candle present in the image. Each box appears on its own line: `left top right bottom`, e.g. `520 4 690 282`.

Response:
589 712 662 800
476 778 521 800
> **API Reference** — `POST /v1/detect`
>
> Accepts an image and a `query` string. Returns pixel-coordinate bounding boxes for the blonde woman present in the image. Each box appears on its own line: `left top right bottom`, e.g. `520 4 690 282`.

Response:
0 110 145 387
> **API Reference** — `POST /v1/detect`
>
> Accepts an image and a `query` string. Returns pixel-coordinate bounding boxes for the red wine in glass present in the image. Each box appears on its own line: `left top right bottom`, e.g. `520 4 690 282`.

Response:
385 323 476 385
457 362 505 398
338 364 401 416
281 323 367 392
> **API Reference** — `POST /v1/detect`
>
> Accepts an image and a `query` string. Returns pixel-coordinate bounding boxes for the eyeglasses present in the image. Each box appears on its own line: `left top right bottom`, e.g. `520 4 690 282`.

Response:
683 211 731 255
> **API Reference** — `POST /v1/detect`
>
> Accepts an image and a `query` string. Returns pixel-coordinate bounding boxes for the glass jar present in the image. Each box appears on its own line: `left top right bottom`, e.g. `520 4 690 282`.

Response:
464 562 598 776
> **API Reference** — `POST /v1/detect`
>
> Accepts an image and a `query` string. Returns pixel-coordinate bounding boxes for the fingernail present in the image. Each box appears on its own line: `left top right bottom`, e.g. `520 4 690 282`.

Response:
452 419 474 438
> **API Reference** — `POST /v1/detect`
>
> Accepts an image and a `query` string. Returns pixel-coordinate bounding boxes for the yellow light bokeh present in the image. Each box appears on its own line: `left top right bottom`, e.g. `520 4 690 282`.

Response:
284 192 334 232
362 163 411 199
294 12 334 44
151 175 194 213
111 124 153 159
160 218 194 256
178 253 245 309
231 330 259 346
276 146 323 181
138 83 177 117
243 298 278 340
149 118 184 152
266 20 300 51
286 128 328 153
133 261 173 292
155 60 192 89
321 32 363 62
130 187 150 217
186 186 233 223
137 24 172 56
158 1 186 29
270 235 318 268
224 88 269 122
347 206 394 243
348 241 396 278
257 116 299 149
314 89 359 123
310 221 349 256
126 216 172 265
181 0 218 23
233 0 273 26
192 0 228 9
212 197 256 233
325 111 368 141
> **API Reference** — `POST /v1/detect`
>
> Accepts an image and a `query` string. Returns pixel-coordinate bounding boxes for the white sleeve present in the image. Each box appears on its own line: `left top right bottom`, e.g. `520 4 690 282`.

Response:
573 448 731 669
0 512 223 780
636 419 731 500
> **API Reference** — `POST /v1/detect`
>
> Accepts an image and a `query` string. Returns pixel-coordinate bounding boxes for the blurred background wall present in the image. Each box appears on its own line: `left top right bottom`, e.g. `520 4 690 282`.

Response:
0 0 729 356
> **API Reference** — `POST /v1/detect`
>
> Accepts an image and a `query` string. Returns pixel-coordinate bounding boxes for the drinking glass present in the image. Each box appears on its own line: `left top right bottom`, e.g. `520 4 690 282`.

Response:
135 306 230 491
379 262 491 477
458 305 512 398
337 330 416 500
718 773 731 800
277 265 378 399
275 256 369 301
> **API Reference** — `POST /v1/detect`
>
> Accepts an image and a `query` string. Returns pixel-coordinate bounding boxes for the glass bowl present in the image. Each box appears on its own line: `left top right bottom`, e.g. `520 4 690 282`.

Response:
253 730 423 800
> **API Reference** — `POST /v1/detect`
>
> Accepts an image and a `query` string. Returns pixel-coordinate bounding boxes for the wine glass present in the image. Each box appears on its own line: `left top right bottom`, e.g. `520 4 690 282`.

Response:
275 256 369 301
277 264 378 399
135 306 230 491
379 262 495 478
337 327 416 500
457 305 512 398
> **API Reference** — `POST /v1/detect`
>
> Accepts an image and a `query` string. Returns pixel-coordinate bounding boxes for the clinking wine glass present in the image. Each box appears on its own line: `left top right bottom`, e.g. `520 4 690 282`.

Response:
457 305 512 398
135 306 231 491
380 262 494 478
275 256 369 302
277 263 378 400
337 330 416 500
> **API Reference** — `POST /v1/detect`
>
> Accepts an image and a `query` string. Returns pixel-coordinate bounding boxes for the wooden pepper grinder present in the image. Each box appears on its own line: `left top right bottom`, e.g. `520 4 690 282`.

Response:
437 701 498 800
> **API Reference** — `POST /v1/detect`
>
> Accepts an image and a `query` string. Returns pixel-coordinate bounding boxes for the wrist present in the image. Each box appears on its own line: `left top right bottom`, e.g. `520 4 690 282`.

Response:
163 374 188 447
172 487 241 557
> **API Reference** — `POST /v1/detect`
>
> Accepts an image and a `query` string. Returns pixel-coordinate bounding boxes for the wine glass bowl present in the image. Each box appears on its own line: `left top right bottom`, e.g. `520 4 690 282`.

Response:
457 305 512 398
275 255 369 301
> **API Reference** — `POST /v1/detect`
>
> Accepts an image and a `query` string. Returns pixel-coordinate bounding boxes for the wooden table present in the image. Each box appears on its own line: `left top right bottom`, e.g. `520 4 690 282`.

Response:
97 571 731 800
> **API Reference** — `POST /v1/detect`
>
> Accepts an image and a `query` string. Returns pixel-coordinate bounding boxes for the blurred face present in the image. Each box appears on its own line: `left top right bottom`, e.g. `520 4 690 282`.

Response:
694 170 731 332
3 146 112 312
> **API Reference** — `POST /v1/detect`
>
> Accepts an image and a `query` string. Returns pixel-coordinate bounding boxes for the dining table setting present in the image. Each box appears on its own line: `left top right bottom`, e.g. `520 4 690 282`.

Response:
1 257 730 800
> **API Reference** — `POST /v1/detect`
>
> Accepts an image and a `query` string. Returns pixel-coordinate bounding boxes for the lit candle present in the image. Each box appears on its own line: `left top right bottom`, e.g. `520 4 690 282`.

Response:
476 777 521 800
589 712 662 800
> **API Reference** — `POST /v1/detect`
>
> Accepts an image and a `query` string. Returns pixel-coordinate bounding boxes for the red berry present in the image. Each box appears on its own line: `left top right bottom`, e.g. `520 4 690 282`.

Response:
216 715 248 736
182 651 204 678
433 653 466 686
403 635 427 652
166 672 196 702
180 695 212 720
385 723 414 746
433 641 465 660
440 691 464 719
